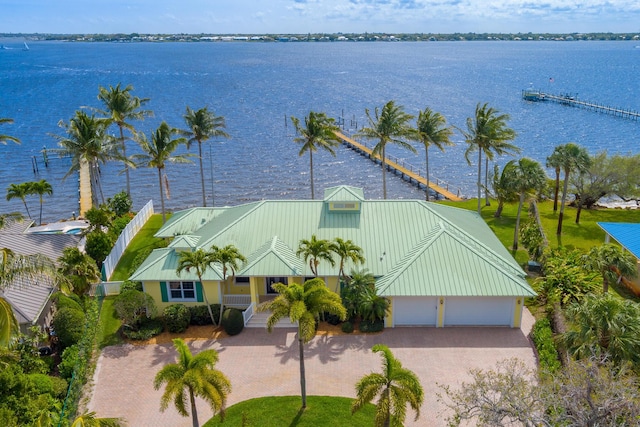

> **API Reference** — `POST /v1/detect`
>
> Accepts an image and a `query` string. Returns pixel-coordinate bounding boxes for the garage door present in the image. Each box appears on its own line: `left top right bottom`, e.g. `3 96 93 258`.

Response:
444 297 514 326
394 297 438 326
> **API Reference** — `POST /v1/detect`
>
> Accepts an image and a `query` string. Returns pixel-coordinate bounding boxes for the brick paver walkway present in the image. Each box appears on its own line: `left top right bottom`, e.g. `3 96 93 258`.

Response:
88 310 536 426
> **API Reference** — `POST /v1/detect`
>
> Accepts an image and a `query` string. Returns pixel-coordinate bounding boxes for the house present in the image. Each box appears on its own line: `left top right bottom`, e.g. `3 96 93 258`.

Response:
130 186 535 328
0 220 82 333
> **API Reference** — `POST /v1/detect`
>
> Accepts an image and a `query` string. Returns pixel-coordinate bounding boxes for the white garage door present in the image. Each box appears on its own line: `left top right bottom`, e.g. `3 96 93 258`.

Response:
394 297 438 326
444 297 514 326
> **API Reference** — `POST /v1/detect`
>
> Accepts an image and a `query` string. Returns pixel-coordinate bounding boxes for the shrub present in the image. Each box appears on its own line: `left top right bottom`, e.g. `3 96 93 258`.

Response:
107 191 133 217
58 344 79 380
52 307 85 349
164 304 191 333
189 305 212 325
358 319 384 333
341 321 354 333
531 318 561 374
221 308 244 336
53 293 84 312
50 376 69 399
120 280 143 293
113 290 157 329
324 312 342 325
28 373 53 396
85 230 114 266
108 215 132 241
123 318 164 340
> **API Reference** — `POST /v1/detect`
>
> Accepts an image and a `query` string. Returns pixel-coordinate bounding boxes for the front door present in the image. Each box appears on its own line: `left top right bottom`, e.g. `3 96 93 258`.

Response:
266 277 288 294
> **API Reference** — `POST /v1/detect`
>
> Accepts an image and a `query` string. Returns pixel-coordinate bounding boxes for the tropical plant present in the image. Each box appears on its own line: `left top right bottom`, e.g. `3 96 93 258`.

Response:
296 235 335 277
176 248 220 326
29 179 53 225
462 102 519 214
260 278 346 408
52 307 85 349
113 289 157 330
69 411 124 427
57 247 100 295
359 289 389 324
546 145 563 211
210 244 246 325
53 110 114 207
154 338 231 427
0 297 18 348
413 107 454 201
84 230 113 267
509 158 547 250
352 344 424 427
107 191 133 217
489 163 518 218
163 304 191 333
182 106 230 206
6 182 33 220
341 268 376 321
96 83 152 196
356 101 416 199
0 118 20 145
331 238 365 282
133 121 190 223
291 111 341 199
561 293 640 364
583 243 637 294
554 142 591 235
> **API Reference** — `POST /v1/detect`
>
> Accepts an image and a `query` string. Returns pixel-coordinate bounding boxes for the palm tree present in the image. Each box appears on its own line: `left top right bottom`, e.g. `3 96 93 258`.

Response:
133 122 191 223
291 111 341 199
490 163 518 218
53 110 114 207
546 146 564 212
352 344 424 427
561 294 640 364
154 338 231 427
182 106 230 206
29 179 53 225
357 101 416 199
6 182 33 219
96 83 152 196
462 103 519 215
584 243 637 294
330 238 365 282
510 158 547 250
176 248 220 326
555 143 591 235
58 247 100 296
296 235 335 277
260 278 346 408
70 411 123 427
210 244 246 325
0 118 20 145
0 296 18 348
413 108 454 201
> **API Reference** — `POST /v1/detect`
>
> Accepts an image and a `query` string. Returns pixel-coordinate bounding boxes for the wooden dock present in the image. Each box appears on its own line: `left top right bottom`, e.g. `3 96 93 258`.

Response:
522 90 640 120
334 131 463 201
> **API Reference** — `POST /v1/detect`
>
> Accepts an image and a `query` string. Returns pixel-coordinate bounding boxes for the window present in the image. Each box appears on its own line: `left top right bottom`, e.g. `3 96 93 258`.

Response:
168 281 196 302
235 276 250 286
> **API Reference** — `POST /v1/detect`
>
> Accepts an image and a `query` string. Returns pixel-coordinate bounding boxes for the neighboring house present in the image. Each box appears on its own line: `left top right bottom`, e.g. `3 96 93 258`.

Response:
131 186 535 328
0 220 82 333
598 222 640 295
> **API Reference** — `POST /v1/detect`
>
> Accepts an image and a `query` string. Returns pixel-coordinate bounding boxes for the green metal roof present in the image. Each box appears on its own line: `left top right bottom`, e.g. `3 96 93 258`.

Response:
155 207 221 238
323 185 365 202
132 186 535 298
169 235 201 250
130 248 223 282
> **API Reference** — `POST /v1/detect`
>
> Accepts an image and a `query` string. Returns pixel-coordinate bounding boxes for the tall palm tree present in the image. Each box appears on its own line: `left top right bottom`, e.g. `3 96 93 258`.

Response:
53 110 114 207
183 106 230 206
291 111 341 199
0 118 20 145
352 344 424 427
96 83 152 196
260 278 346 408
546 146 563 212
176 248 220 326
584 243 637 294
463 103 519 215
210 244 246 325
70 411 123 427
357 101 416 199
29 179 53 225
555 143 591 235
296 235 335 277
154 338 231 427
413 108 454 201
6 182 33 219
133 122 190 223
331 238 365 282
510 158 547 250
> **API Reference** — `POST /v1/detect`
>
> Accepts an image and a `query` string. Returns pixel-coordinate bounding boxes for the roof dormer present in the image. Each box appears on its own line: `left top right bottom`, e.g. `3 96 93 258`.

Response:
323 186 364 213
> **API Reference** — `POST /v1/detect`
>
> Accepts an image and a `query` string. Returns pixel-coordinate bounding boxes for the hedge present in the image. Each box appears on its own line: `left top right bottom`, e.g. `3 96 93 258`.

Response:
531 317 561 374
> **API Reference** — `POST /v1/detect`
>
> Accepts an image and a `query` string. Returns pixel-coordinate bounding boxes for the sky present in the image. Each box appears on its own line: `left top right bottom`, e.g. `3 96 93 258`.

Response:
1 0 639 35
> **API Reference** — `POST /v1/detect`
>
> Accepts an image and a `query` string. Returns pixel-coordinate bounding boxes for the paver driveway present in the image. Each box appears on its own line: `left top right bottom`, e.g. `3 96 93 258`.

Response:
88 310 536 426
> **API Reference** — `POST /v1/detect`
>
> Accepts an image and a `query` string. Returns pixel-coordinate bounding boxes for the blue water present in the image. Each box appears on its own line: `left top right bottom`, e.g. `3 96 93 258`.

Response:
1 40 639 223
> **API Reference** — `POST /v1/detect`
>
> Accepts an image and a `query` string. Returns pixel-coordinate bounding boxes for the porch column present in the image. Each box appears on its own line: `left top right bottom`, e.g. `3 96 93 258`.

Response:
437 297 445 328
512 297 523 328
249 277 259 305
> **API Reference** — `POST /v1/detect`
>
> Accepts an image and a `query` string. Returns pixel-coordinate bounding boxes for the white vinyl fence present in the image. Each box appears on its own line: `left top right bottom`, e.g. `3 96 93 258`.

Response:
101 200 154 281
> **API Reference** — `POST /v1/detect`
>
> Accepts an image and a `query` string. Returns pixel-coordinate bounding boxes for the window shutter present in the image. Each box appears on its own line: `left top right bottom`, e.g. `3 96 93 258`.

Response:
196 282 204 303
160 281 168 302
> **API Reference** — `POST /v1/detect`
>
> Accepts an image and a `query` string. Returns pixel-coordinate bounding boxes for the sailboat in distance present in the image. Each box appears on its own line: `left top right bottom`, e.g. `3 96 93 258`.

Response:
23 41 29 51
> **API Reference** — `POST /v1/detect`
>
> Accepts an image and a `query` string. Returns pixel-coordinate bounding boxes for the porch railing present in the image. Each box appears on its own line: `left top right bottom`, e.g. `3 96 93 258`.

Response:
243 302 255 326
223 294 251 307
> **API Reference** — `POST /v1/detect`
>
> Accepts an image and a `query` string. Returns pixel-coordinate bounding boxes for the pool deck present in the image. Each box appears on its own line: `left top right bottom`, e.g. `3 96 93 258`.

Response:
25 220 89 234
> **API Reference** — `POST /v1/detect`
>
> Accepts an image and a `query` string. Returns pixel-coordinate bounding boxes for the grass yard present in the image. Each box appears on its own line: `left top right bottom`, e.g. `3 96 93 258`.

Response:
97 296 122 348
204 396 375 427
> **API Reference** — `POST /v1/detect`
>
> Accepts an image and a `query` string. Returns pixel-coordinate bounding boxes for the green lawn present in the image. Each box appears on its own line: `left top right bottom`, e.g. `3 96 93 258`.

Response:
97 296 122 348
203 396 375 427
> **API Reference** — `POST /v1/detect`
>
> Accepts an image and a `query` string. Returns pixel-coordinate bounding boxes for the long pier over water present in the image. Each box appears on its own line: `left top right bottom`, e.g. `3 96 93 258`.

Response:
334 131 463 201
522 90 640 120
